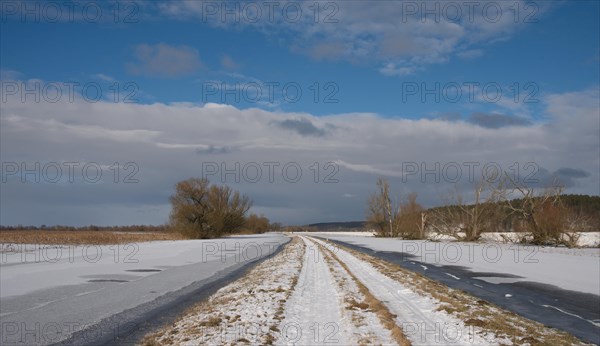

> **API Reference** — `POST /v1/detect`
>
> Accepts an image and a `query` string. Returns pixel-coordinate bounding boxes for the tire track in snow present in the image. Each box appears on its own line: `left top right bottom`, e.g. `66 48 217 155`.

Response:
276 237 349 345
311 237 492 346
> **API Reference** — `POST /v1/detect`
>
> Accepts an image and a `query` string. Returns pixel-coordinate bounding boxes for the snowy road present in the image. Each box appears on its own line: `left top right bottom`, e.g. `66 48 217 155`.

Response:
3 233 591 345
278 237 350 345
316 234 600 345
0 234 289 345
147 235 585 345
310 237 494 346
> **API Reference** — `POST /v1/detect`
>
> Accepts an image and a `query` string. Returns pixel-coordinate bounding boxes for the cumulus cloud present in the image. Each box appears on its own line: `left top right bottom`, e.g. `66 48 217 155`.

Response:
1 81 598 225
127 43 202 78
467 112 532 128
272 118 328 137
156 1 554 76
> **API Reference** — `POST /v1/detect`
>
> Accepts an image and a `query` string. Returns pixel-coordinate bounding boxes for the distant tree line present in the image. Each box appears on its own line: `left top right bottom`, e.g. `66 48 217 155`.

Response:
0 224 170 232
366 176 600 247
281 225 319 233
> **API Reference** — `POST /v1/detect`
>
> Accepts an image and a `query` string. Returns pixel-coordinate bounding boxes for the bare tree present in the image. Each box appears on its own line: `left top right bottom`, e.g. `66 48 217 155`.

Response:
366 178 399 237
418 212 427 240
366 179 427 239
429 179 504 241
503 175 567 245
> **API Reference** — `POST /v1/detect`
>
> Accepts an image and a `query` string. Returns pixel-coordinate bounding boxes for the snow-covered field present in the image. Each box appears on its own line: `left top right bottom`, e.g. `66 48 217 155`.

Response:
0 234 288 345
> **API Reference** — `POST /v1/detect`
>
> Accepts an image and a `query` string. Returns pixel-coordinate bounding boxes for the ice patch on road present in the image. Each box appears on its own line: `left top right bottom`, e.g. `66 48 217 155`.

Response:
445 273 460 280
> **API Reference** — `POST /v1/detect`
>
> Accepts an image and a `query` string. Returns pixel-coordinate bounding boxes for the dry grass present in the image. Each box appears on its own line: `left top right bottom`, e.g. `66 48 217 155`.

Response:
327 240 587 346
0 230 184 245
317 241 412 346
198 316 222 327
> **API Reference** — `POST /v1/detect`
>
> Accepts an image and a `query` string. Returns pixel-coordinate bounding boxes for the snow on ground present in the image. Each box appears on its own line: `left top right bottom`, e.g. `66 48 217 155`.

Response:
142 235 589 346
321 237 589 345
276 237 396 345
313 234 600 295
276 236 351 345
478 232 600 248
311 237 498 346
0 234 288 345
300 231 375 237
147 237 305 345
301 231 600 247
317 240 396 345
0 235 286 298
147 236 400 345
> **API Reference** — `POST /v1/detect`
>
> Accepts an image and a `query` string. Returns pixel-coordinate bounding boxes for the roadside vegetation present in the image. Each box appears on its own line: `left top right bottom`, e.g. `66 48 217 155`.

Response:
366 175 600 247
0 230 183 244
0 226 183 244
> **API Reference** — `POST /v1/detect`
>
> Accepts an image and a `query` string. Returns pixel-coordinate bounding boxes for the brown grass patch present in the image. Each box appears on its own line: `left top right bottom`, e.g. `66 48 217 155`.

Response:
465 318 487 328
0 230 183 245
346 297 370 310
198 316 222 327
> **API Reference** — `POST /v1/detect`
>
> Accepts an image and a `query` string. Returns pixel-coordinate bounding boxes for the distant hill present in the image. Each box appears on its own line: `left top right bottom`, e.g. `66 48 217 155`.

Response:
307 221 366 231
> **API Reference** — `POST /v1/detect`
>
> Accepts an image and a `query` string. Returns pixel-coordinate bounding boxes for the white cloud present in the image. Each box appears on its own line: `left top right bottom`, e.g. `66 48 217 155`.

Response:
127 43 202 78
93 73 116 82
379 63 418 77
156 1 554 76
1 80 597 225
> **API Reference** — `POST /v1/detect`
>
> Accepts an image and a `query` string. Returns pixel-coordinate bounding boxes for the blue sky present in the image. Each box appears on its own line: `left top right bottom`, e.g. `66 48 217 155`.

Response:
1 1 599 225
2 1 598 116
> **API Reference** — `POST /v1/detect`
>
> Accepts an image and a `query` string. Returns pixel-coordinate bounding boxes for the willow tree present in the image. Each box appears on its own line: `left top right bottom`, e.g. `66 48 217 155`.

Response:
169 178 252 239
